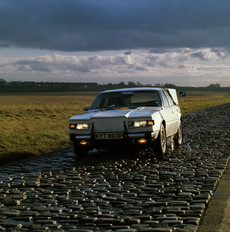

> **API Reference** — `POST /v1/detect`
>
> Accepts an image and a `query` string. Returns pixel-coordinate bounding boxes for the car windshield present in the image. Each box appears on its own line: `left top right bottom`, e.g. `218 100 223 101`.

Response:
90 90 161 110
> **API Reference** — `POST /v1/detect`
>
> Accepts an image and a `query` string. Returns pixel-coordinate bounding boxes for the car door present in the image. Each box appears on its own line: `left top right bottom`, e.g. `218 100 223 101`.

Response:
160 90 179 136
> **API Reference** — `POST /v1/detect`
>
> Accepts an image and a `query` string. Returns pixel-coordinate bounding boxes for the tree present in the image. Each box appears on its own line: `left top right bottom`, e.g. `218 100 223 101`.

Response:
118 82 126 87
136 81 143 86
164 83 176 88
207 83 221 88
0 78 6 86
128 81 136 87
0 78 6 83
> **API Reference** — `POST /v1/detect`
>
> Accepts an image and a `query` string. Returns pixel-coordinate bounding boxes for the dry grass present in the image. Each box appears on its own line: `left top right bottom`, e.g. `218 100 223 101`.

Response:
179 91 230 114
0 94 96 164
0 91 229 164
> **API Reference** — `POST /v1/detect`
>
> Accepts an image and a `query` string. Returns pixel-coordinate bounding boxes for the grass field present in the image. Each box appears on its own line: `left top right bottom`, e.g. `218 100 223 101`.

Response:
0 90 230 165
0 93 96 164
179 91 230 113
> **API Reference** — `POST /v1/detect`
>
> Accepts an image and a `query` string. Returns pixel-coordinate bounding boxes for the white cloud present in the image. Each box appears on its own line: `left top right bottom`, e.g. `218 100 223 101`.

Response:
0 48 230 86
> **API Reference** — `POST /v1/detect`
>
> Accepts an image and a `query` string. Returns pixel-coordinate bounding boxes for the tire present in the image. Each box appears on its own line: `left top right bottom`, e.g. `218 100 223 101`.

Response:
154 123 167 157
73 141 89 156
174 120 183 146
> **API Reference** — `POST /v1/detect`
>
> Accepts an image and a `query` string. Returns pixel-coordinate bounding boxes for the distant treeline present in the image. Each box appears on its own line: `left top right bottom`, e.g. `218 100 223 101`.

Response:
0 80 229 93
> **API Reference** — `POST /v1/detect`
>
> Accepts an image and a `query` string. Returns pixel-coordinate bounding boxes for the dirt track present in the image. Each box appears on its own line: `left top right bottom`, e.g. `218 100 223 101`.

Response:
0 103 229 231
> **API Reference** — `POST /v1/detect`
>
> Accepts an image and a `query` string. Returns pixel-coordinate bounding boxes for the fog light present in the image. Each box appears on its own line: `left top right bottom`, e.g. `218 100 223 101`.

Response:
79 140 88 146
138 138 147 144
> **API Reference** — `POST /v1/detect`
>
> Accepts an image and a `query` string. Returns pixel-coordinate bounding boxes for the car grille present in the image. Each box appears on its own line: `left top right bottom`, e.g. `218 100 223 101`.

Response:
91 118 126 132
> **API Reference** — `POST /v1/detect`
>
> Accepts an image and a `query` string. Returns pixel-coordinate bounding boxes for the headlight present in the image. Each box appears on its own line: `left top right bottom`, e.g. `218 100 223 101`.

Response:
128 120 154 128
134 121 147 127
76 123 90 130
69 123 90 130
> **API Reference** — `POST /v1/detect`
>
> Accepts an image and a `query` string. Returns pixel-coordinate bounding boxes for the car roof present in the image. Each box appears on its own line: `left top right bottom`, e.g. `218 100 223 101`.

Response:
100 87 163 94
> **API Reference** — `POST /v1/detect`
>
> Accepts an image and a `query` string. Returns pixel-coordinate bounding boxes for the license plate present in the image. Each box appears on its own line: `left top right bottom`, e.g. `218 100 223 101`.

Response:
95 132 124 140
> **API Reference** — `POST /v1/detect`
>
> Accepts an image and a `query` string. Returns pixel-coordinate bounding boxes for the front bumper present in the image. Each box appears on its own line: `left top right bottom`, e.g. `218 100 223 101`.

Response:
70 131 158 149
71 132 157 140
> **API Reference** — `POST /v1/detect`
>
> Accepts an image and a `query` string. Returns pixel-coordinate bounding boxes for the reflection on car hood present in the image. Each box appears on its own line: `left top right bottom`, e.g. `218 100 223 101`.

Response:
69 107 162 120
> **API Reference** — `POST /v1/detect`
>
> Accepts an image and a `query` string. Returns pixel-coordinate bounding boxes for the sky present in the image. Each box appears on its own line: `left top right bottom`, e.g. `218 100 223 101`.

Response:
1 0 230 87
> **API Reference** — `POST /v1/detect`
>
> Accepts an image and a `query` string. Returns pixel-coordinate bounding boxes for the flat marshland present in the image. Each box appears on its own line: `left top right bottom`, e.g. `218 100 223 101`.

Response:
0 91 230 164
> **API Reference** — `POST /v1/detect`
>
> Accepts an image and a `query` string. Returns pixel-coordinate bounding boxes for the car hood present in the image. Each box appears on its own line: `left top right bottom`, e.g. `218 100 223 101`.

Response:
69 107 162 121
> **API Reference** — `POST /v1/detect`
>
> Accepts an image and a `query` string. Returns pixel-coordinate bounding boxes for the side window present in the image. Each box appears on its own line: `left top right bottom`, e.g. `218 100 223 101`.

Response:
161 92 170 107
164 91 174 106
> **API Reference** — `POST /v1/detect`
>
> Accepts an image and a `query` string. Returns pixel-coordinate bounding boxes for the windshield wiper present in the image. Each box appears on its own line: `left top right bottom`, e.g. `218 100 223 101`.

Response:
100 105 136 110
100 105 117 110
126 106 138 109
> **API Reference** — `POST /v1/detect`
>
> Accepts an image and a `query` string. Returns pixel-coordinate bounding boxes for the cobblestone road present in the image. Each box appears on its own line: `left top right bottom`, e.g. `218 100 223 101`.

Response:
0 104 230 232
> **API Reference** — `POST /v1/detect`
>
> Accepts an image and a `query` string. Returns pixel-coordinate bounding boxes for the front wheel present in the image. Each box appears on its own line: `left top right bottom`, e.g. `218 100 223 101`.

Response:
154 124 167 157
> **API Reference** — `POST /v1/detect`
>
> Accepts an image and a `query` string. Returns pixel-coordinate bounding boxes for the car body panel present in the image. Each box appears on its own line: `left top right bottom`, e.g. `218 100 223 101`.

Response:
159 105 180 136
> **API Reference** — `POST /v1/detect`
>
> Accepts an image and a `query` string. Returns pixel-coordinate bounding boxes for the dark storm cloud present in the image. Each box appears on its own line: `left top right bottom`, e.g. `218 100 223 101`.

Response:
1 0 230 51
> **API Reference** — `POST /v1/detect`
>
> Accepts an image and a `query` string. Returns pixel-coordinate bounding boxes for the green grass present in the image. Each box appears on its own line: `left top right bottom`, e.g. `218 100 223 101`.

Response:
0 91 229 165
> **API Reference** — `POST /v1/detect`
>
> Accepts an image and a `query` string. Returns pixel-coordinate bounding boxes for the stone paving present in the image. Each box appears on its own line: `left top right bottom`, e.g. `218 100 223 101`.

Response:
0 103 230 232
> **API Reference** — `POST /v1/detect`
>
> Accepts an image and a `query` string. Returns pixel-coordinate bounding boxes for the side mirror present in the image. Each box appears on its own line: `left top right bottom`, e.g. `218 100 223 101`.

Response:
84 106 90 111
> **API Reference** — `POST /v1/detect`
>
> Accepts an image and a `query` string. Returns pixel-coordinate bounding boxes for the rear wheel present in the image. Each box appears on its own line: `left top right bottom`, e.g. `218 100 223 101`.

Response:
154 124 167 157
73 141 89 156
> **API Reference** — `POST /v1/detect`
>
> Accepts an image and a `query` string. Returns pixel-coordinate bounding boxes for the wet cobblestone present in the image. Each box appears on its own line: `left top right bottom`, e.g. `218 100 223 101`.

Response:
0 103 230 231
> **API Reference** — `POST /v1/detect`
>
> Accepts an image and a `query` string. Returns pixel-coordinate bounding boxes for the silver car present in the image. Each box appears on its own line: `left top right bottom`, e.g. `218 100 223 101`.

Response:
69 87 182 157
